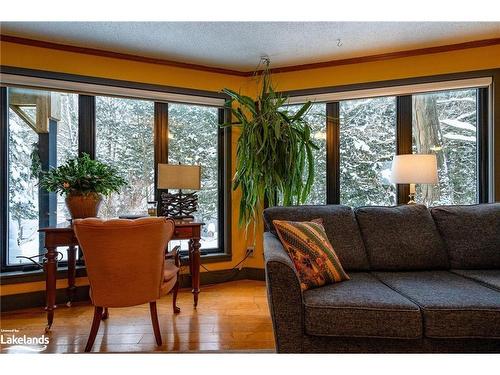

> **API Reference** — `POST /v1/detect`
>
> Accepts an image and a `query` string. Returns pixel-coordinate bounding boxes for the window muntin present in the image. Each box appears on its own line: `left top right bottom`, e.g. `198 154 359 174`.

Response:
412 89 478 206
167 103 220 251
7 88 78 266
95 96 154 217
339 96 397 206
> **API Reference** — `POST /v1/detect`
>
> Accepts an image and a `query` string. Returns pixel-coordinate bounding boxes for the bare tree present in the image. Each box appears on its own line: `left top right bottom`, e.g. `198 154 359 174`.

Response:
412 95 450 205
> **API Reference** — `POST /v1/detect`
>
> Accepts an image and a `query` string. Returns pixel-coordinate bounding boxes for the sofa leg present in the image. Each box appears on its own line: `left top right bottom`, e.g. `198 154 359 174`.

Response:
85 306 103 352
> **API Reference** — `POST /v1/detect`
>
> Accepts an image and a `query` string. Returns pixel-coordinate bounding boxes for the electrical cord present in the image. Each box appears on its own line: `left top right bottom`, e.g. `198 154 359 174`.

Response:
201 250 252 273
177 251 254 285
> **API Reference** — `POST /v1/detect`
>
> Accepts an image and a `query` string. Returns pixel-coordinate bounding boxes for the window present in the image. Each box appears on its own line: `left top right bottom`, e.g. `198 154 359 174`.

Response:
412 89 478 206
95 96 154 217
282 77 491 208
339 97 397 206
168 103 221 251
284 103 327 205
1 74 229 272
1 68 495 272
6 88 78 266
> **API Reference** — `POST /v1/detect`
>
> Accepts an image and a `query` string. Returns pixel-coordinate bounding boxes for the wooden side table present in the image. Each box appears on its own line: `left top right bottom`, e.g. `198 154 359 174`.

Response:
172 220 204 307
39 220 204 331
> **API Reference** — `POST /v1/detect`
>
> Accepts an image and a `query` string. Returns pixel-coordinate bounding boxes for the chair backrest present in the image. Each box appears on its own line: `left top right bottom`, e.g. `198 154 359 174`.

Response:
73 217 175 308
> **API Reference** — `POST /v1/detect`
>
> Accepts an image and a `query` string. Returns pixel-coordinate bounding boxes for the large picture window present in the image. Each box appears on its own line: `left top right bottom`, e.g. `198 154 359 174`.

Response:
1 76 229 272
168 103 220 250
5 87 78 266
284 103 327 205
281 75 492 208
339 97 397 206
0 69 496 272
412 89 478 206
95 96 155 217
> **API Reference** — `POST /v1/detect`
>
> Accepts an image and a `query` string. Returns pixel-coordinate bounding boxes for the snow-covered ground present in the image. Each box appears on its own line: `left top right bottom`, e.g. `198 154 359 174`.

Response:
8 217 39 265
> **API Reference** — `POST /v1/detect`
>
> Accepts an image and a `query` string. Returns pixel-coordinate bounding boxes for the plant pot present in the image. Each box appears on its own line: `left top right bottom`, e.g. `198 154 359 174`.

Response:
65 193 103 219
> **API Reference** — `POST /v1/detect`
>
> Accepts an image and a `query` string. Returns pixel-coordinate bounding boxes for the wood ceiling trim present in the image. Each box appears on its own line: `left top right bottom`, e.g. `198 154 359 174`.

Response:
2 34 500 78
0 34 249 77
266 37 500 75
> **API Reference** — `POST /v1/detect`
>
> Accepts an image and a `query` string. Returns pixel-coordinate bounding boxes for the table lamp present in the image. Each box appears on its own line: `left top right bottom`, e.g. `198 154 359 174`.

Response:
390 154 438 204
157 163 201 219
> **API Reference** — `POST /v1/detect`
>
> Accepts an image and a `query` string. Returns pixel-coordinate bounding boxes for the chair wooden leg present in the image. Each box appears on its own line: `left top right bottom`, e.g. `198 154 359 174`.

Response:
172 279 180 314
85 306 103 352
102 308 109 320
149 301 162 346
172 248 181 314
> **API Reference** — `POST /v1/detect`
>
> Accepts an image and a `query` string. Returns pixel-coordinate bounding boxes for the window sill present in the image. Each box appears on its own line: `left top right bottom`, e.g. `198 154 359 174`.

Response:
0 266 87 285
200 253 232 263
0 253 231 285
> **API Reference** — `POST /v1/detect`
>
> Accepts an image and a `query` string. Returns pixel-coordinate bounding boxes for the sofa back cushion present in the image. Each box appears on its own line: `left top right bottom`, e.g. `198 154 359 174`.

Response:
430 203 500 269
355 205 448 271
263 205 370 271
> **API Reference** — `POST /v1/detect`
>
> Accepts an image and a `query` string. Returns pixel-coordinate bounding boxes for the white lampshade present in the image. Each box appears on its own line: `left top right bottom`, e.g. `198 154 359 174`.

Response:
157 164 201 190
390 154 438 184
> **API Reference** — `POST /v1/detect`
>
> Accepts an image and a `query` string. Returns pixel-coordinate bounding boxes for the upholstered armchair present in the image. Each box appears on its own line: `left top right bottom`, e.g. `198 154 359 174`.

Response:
73 217 180 352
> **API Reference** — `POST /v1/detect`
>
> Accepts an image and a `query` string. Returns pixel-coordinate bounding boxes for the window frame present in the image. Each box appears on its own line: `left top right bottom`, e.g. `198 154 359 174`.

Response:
0 67 232 272
283 69 499 206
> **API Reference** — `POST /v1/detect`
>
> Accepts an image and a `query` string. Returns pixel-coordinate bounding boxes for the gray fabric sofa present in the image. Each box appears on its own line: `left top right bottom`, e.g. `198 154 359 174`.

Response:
263 203 500 353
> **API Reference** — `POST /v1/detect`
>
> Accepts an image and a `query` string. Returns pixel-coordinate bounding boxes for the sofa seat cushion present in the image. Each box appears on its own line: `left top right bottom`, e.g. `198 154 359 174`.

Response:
374 271 500 339
303 273 422 339
451 269 500 291
430 204 500 269
355 205 448 271
263 205 369 271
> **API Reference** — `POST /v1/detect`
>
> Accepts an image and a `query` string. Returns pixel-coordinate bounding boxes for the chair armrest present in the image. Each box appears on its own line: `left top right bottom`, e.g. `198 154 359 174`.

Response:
166 245 181 268
263 232 304 353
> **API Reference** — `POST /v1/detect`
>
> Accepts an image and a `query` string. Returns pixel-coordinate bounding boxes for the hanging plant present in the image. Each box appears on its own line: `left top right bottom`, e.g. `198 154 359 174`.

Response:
222 58 318 229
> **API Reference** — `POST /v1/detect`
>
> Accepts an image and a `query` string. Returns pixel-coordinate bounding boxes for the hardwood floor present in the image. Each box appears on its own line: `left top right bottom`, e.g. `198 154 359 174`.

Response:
0 280 275 353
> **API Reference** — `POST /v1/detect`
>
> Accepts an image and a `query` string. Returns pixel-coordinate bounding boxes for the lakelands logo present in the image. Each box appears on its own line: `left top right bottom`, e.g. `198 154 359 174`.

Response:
1 329 49 352
1 334 50 345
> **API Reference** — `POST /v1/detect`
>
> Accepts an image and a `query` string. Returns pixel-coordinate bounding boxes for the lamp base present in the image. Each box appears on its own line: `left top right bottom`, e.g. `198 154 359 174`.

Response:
407 183 416 204
159 190 198 219
407 194 416 205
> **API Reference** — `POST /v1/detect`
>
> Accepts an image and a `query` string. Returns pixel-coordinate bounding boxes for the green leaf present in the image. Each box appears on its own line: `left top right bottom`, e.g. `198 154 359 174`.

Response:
40 153 127 197
292 101 312 122
220 62 318 233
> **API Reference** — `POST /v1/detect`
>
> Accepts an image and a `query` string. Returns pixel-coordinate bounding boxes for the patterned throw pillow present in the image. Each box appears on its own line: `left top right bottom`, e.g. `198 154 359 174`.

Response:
273 219 349 291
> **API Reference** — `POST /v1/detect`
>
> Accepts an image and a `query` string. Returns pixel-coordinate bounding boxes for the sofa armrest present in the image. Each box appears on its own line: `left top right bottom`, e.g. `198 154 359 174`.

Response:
263 232 304 353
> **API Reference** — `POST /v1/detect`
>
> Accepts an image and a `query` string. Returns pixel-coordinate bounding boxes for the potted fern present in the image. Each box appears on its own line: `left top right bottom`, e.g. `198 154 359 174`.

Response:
223 58 318 229
41 153 127 219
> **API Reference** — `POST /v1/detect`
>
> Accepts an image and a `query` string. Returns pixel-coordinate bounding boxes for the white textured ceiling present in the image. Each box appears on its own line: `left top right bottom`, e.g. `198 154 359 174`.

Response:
1 22 500 71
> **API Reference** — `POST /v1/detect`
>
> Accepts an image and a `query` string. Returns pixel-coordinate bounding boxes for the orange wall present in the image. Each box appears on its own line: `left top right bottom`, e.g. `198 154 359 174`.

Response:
0 41 245 92
1 41 500 296
271 44 500 92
